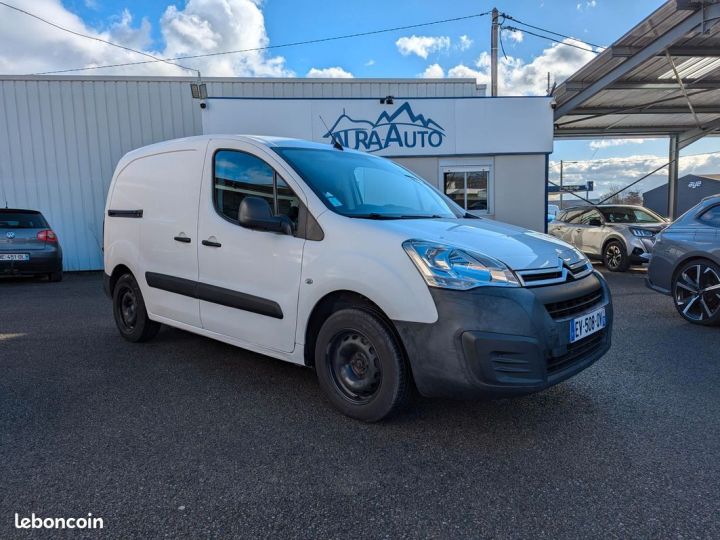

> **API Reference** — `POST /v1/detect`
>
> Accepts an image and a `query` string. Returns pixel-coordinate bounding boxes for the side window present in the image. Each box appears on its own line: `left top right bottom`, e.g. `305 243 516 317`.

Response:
579 209 603 225
566 209 586 224
276 176 301 224
698 205 720 228
214 150 300 225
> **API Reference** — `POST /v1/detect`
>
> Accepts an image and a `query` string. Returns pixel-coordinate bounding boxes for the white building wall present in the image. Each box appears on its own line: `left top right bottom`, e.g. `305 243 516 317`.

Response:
3 75 546 271
392 155 547 232
0 77 202 270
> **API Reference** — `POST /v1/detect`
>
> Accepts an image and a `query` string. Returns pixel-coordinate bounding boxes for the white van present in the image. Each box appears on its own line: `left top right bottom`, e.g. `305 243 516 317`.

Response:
104 135 613 421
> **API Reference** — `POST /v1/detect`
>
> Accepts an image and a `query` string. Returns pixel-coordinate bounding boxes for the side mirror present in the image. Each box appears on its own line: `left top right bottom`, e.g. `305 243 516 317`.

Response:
238 196 293 235
588 218 602 227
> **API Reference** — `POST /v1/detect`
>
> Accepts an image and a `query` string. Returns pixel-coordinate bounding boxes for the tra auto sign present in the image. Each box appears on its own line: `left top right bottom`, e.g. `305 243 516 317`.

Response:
202 97 553 157
321 102 446 153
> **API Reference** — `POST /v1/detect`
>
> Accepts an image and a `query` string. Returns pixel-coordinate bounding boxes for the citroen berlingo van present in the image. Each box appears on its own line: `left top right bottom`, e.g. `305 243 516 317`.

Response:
104 135 613 421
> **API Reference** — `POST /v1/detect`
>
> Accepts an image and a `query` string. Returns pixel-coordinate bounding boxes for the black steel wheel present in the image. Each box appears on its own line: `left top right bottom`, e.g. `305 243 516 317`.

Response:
315 308 410 422
672 260 720 326
327 330 382 404
603 240 630 272
112 273 161 342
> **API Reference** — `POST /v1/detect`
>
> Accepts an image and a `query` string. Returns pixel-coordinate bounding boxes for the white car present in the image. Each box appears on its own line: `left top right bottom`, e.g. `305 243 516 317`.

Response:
103 135 613 421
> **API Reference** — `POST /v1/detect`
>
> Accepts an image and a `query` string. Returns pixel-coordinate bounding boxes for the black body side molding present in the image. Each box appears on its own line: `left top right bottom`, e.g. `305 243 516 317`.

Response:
145 272 283 319
108 209 143 218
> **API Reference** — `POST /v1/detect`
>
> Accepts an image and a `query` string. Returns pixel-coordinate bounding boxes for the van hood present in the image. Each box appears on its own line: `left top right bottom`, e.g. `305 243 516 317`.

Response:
376 218 583 271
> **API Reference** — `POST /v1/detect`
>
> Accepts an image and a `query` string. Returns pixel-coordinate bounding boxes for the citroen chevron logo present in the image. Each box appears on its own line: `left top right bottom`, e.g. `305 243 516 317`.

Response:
323 102 446 152
6 231 15 239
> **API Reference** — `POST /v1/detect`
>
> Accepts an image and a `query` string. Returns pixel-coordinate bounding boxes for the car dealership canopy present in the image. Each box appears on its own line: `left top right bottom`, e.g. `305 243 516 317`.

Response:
552 0 720 217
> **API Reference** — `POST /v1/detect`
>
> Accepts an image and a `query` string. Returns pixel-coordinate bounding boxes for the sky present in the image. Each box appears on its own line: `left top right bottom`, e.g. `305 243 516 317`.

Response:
1 0 719 200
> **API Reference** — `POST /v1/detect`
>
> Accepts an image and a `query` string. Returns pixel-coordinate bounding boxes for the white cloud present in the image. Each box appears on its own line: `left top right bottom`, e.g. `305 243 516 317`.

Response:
589 139 647 150
420 63 445 78
549 152 720 197
458 35 473 51
577 0 597 11
503 29 524 43
437 38 597 95
306 66 353 78
395 35 451 59
0 0 292 77
447 63 484 80
365 59 375 66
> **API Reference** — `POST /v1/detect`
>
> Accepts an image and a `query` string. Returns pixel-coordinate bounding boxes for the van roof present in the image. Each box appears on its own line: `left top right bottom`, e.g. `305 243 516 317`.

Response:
116 135 365 169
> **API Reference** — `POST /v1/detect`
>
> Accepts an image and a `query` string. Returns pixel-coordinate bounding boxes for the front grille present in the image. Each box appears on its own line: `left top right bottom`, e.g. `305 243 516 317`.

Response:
516 261 593 287
544 288 604 320
521 270 564 284
547 330 606 373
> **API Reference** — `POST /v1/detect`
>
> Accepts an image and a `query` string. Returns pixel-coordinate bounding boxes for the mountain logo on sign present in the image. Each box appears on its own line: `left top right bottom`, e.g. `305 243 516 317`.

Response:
322 102 446 152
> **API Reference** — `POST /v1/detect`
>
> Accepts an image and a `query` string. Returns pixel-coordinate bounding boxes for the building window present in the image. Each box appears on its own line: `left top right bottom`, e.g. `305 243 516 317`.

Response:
442 167 491 213
213 150 300 224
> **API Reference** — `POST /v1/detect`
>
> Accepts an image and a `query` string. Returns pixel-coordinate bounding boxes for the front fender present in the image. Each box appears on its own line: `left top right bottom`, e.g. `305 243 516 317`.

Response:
295 244 438 346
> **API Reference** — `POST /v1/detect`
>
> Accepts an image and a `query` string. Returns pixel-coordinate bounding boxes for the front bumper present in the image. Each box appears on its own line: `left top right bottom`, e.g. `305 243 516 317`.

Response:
628 236 655 264
393 271 613 399
0 248 62 276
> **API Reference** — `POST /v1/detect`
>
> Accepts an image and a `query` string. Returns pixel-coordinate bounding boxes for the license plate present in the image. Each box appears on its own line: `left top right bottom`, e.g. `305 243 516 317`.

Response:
0 254 29 261
570 306 606 343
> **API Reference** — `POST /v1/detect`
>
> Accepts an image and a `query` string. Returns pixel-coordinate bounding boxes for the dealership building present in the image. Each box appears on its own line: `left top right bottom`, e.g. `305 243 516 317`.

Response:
0 76 553 271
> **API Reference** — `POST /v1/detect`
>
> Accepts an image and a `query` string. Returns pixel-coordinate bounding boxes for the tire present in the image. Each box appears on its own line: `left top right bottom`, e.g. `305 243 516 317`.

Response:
603 240 630 272
314 308 411 422
672 260 720 326
112 273 161 342
48 271 63 282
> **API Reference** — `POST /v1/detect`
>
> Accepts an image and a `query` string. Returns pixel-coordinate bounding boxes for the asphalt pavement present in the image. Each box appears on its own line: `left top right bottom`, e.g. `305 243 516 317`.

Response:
1 269 719 539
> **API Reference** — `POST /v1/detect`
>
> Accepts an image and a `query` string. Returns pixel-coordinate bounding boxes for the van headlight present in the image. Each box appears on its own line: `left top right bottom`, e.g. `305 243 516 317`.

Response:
402 240 520 290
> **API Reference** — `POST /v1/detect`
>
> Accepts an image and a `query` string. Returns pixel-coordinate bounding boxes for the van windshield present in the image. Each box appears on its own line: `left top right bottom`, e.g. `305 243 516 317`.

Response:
274 147 461 219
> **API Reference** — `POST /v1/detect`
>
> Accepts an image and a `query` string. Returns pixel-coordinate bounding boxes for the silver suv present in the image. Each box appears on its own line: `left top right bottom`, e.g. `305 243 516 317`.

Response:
549 205 668 272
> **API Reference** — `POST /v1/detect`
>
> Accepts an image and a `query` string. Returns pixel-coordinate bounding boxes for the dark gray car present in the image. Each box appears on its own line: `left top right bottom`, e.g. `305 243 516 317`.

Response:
0 209 63 281
646 195 720 325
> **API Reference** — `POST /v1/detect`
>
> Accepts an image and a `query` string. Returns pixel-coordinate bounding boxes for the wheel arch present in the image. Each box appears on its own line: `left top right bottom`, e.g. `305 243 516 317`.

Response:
303 290 408 369
108 263 134 297
671 255 719 285
601 235 627 255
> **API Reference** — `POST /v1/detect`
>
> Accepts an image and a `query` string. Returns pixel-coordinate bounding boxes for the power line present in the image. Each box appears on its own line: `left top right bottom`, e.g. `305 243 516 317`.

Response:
502 13 606 50
33 11 493 76
501 25 598 54
0 1 197 75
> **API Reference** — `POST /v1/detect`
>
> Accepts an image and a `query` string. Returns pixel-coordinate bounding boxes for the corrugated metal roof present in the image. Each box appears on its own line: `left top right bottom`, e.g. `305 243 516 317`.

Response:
554 0 720 139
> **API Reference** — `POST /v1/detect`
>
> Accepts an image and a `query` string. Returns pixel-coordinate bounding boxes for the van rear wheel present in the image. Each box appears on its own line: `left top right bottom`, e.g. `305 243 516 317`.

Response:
112 273 161 342
314 308 410 422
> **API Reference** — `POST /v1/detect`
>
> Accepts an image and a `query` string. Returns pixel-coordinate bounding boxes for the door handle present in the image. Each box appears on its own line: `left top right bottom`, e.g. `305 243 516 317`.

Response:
202 239 222 248
174 236 191 243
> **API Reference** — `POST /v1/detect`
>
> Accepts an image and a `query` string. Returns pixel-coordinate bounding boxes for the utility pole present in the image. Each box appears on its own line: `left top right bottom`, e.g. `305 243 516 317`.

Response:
559 160 564 209
491 7 498 96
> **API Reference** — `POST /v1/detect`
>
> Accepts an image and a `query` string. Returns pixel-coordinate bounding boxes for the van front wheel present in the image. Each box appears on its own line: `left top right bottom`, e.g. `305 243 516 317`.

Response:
112 273 160 342
314 308 410 422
